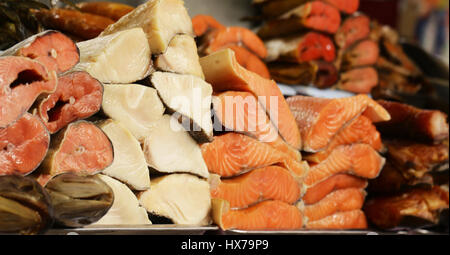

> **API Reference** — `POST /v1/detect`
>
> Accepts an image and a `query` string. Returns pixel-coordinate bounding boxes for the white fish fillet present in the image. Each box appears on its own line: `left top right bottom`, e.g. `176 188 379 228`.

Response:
93 175 151 225
151 71 213 143
99 120 150 191
155 34 204 79
143 115 209 179
138 173 211 225
76 28 151 84
100 0 193 54
102 84 165 142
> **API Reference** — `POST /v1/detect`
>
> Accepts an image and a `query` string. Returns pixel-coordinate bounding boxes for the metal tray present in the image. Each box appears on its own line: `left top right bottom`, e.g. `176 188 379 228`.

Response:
45 225 219 235
223 229 444 235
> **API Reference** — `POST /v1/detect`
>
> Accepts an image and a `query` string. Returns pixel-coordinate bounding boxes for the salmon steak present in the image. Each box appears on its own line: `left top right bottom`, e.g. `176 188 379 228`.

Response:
340 40 380 71
209 166 303 209
200 49 302 149
304 144 385 187
335 14 371 50
376 100 449 143
0 113 50 176
212 199 303 230
305 210 368 229
0 56 57 128
36 71 103 134
303 174 368 205
192 15 226 37
203 27 268 59
287 94 390 152
226 45 270 79
303 188 366 222
213 91 301 160
201 133 309 178
1 30 79 74
337 67 379 94
304 115 382 163
257 1 341 39
39 121 113 178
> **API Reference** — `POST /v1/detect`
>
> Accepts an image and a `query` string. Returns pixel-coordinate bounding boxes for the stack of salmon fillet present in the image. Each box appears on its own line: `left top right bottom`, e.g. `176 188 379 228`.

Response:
191 15 271 79
286 94 391 229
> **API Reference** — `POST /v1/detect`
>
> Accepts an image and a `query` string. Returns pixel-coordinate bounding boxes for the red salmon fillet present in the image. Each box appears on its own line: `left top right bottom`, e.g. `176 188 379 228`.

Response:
192 15 226 37
303 174 368 205
303 188 366 221
213 91 301 160
304 144 385 187
210 166 303 209
201 133 309 178
226 45 271 79
213 199 304 230
36 71 103 134
305 210 368 229
305 115 382 163
0 113 50 175
200 49 302 149
287 94 390 152
0 56 57 128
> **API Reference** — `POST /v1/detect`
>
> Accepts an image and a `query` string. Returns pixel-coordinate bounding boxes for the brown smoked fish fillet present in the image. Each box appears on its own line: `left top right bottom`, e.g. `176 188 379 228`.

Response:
200 49 302 149
287 95 390 152
213 91 301 160
201 133 308 178
0 56 57 128
305 210 368 229
304 144 385 187
303 188 366 221
303 174 368 205
209 166 303 209
212 199 304 230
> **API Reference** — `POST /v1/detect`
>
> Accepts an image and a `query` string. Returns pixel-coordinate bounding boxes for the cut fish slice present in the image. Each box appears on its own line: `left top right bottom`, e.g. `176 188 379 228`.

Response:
201 133 309 178
336 67 379 94
209 166 303 209
77 1 134 21
101 84 165 142
76 28 151 84
138 174 211 225
257 1 341 39
303 174 368 205
151 72 213 143
259 0 359 18
225 45 271 79
200 49 302 149
264 32 336 63
212 198 303 230
93 174 151 225
1 113 50 176
305 115 382 163
203 27 268 59
287 94 390 152
1 30 79 74
98 120 150 191
39 121 114 178
155 34 204 79
305 210 368 229
340 40 380 71
143 115 209 179
0 56 57 128
35 71 103 134
192 15 225 37
100 0 194 54
213 91 301 160
267 61 319 86
303 188 366 222
335 14 371 50
304 144 385 187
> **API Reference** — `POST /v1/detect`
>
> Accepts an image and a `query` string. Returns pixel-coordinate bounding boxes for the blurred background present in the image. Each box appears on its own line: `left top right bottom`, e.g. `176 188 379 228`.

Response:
37 0 449 64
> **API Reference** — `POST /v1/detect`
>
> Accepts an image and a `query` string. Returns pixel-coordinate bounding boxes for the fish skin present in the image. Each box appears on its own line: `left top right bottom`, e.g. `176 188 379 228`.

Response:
201 133 308 178
210 166 303 209
304 144 385 187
